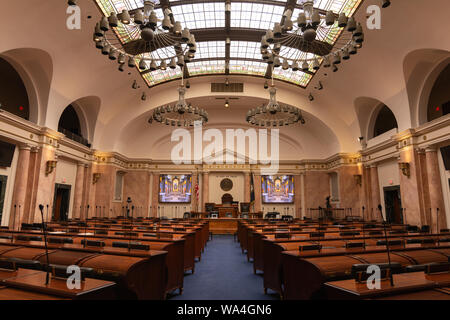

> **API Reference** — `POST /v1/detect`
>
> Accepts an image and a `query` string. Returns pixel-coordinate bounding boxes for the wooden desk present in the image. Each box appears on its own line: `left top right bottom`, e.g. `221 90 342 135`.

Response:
215 205 239 218
3 269 116 300
0 286 67 300
325 272 450 300
208 218 239 234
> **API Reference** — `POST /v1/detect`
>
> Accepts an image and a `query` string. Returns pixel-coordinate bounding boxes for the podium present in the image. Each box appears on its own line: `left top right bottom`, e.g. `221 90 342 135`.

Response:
215 204 239 218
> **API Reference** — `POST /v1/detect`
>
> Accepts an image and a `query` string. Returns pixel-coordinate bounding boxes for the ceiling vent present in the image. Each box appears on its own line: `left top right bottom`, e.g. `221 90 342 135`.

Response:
211 83 244 93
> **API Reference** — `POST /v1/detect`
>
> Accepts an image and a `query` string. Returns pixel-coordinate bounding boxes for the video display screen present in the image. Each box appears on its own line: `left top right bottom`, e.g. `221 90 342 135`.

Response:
159 174 192 203
261 175 294 204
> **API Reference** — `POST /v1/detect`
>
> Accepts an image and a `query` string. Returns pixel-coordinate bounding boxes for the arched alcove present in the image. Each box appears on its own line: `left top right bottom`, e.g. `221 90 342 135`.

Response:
0 57 29 120
372 105 398 138
58 105 89 147
403 49 450 127
0 48 53 126
427 63 450 122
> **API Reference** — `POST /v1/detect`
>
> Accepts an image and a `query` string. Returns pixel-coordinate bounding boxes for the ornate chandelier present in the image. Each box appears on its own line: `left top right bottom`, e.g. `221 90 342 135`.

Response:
246 84 305 127
260 0 364 74
148 85 209 127
93 0 196 73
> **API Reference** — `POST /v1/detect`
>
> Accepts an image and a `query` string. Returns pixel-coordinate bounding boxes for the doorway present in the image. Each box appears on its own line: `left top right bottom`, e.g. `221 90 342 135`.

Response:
0 175 7 223
383 186 402 224
53 184 71 222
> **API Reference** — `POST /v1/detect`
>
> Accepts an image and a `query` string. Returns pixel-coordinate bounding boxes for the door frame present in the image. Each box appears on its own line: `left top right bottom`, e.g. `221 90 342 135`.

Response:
383 185 402 224
53 183 71 222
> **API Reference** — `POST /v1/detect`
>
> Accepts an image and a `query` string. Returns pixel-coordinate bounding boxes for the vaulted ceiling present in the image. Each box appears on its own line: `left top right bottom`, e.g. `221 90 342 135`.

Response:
1 0 449 160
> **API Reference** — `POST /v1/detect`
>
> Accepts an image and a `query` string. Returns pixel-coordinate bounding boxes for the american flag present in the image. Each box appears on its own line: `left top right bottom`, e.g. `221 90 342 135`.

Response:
195 176 199 202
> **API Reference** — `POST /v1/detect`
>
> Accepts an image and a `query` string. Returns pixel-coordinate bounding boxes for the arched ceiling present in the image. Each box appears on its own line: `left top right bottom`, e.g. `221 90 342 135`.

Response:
1 0 450 161
94 0 362 87
117 95 340 159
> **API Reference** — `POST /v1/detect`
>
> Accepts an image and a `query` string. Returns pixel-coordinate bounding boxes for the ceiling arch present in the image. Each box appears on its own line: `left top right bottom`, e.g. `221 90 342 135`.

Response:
115 94 340 160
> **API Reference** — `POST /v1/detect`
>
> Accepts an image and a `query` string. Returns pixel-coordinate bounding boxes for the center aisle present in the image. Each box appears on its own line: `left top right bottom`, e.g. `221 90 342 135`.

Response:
170 235 279 300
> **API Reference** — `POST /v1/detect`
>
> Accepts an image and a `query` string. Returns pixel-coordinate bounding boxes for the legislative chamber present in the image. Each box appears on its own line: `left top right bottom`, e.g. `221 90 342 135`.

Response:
0 0 449 305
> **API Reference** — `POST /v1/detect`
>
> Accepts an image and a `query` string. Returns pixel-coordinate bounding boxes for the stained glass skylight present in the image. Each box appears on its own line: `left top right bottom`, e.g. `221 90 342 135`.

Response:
94 0 363 88
230 2 285 30
171 2 226 29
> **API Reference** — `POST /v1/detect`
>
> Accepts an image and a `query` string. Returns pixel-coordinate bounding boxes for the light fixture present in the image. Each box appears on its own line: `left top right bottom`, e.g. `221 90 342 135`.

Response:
149 86 208 127
261 0 364 75
353 174 362 186
45 160 57 176
398 162 410 178
93 1 195 76
382 0 391 8
225 100 230 108
225 78 230 86
309 93 314 101
246 85 304 127
93 173 102 184
132 80 138 89
141 93 147 101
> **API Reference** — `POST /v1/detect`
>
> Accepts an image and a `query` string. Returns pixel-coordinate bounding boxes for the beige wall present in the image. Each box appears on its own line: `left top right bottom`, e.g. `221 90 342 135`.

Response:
209 173 244 204
54 158 77 219
377 158 401 219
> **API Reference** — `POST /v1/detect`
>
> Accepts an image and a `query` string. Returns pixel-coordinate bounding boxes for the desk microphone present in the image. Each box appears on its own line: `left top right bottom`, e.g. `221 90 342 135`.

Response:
362 206 366 249
39 205 50 285
378 204 394 286
12 205 17 241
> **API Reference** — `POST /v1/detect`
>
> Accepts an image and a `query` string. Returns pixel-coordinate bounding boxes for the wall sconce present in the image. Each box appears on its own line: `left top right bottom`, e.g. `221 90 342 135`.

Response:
398 162 410 178
353 174 362 186
93 173 102 184
45 160 57 176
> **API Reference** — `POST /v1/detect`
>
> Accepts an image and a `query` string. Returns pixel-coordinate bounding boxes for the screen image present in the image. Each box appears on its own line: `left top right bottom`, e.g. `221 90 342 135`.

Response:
159 174 192 203
261 175 294 204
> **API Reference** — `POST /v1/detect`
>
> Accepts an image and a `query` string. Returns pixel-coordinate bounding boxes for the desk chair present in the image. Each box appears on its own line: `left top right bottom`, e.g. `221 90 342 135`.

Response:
183 212 191 219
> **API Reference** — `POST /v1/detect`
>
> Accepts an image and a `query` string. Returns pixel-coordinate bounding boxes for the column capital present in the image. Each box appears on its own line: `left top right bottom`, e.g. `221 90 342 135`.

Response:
77 161 89 167
425 146 438 153
19 143 33 151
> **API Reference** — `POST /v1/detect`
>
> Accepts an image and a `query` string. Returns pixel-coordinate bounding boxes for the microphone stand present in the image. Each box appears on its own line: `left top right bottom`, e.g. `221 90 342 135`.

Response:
84 205 89 248
129 205 135 251
39 205 50 285
436 208 440 244
362 206 366 249
11 205 16 241
378 204 394 286
18 205 21 230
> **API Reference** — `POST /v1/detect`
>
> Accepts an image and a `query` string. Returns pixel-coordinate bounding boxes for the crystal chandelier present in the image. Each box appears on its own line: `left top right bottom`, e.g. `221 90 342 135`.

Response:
260 0 364 74
93 0 196 73
149 84 209 127
246 83 305 127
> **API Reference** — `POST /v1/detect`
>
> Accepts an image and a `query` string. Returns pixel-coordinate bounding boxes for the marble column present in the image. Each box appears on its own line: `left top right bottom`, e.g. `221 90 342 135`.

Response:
151 172 160 217
370 164 381 221
72 162 86 219
398 147 422 227
192 173 198 212
294 175 302 218
254 174 262 212
425 147 447 231
202 172 209 211
244 172 251 203
9 144 31 229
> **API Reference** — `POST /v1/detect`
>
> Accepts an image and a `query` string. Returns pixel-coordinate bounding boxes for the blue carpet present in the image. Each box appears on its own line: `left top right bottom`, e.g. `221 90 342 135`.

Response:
170 235 279 300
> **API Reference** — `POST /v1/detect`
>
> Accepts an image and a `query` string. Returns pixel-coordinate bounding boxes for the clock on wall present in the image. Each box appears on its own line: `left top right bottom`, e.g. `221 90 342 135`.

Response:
220 178 233 192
